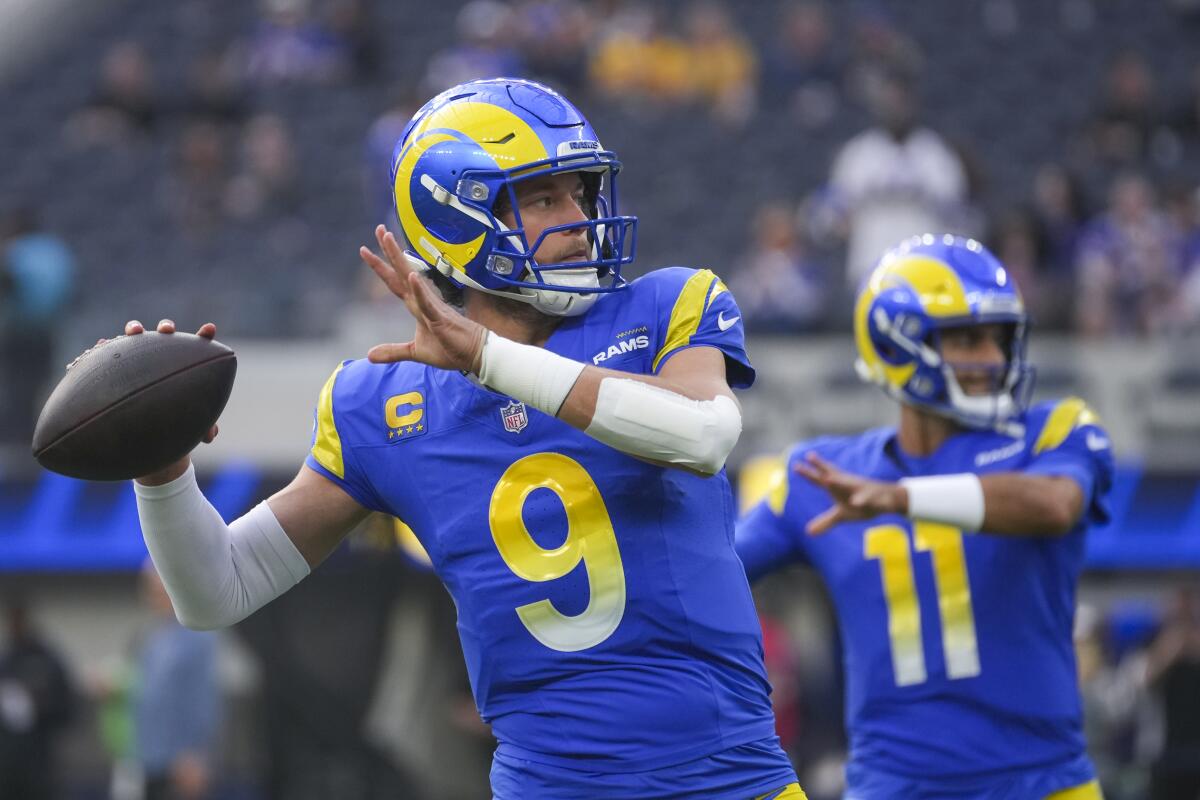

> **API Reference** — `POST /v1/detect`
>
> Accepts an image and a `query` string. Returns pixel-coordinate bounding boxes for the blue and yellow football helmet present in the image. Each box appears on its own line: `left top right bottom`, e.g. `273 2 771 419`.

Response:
391 78 637 316
854 234 1035 432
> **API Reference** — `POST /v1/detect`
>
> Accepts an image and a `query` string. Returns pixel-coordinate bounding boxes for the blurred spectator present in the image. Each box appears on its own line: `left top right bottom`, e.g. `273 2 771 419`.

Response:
1143 587 1200 800
989 209 1055 325
161 122 231 239
822 72 967 287
680 1 758 126
763 1 843 129
236 546 419 799
843 4 924 109
588 4 692 108
91 650 140 800
182 48 249 126
1074 173 1178 337
423 0 525 95
327 0 382 84
1075 603 1147 800
0 597 77 800
512 0 595 91
226 114 302 221
988 205 1085 331
1166 63 1200 145
133 563 221 800
1031 163 1090 277
0 208 76 449
731 202 828 332
1174 185 1200 329
364 95 418 227
65 41 160 149
1085 50 1167 169
244 0 349 86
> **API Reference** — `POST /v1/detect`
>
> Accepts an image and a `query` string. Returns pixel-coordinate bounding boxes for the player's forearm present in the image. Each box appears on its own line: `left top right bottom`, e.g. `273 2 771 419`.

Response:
478 333 740 474
977 473 1084 536
555 363 729 426
902 472 1082 536
135 465 311 629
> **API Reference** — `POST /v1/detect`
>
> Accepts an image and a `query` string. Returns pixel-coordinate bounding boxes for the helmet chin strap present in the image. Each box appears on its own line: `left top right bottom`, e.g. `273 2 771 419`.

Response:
941 364 1024 436
408 250 599 318
523 266 600 317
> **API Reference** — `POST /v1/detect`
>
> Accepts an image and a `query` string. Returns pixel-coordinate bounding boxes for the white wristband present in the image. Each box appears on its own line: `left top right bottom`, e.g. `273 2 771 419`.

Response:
900 473 986 532
478 332 586 416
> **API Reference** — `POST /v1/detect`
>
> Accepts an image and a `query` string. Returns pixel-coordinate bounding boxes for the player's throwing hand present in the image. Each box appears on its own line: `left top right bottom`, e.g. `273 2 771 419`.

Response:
795 452 907 535
359 224 488 374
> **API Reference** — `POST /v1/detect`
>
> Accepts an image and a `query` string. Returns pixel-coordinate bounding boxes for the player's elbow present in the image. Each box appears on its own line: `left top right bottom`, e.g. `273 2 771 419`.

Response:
171 599 239 631
689 395 742 476
1026 494 1080 536
175 608 223 631
586 382 742 475
1037 479 1085 536
1040 501 1079 536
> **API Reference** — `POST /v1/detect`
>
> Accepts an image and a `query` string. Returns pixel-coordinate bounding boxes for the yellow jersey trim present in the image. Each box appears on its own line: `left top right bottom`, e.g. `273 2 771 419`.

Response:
753 783 808 800
706 277 728 309
1033 397 1100 455
652 269 718 372
1045 779 1103 800
738 454 790 515
311 362 347 479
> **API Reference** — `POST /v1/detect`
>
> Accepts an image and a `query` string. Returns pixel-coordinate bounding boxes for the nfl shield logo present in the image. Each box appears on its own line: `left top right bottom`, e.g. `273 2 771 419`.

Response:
500 400 528 434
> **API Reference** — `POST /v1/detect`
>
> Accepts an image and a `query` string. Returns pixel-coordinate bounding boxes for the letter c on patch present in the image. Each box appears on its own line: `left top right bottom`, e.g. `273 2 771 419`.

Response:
386 392 424 428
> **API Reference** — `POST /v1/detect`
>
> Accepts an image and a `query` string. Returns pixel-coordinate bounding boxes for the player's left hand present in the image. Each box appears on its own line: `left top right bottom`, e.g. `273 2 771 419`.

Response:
359 225 488 374
796 452 907 535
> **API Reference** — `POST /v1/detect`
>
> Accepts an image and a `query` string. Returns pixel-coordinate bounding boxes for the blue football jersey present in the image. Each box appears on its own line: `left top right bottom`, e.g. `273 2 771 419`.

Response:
304 268 790 786
736 399 1115 793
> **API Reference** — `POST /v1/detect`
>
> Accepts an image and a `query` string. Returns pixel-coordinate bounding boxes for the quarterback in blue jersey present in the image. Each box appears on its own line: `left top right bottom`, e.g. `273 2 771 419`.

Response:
736 235 1114 800
125 79 803 799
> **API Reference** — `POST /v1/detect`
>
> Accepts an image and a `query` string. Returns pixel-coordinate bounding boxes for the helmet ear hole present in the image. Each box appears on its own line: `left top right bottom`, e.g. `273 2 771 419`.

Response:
580 172 602 219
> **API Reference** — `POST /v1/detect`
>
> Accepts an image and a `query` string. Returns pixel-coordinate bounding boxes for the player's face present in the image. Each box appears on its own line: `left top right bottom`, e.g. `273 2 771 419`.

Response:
498 172 591 266
939 323 1009 396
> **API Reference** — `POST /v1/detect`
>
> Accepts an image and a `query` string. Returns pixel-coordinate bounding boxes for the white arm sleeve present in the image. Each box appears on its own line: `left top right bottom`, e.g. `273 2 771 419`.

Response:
135 464 311 630
479 332 741 474
585 377 742 475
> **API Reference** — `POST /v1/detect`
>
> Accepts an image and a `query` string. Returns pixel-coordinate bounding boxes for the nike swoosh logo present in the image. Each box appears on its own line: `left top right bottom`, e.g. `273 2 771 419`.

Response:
717 311 740 331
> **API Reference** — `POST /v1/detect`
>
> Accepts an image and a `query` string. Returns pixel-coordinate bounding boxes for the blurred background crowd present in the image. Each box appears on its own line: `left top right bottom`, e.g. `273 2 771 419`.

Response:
2 0 1199 798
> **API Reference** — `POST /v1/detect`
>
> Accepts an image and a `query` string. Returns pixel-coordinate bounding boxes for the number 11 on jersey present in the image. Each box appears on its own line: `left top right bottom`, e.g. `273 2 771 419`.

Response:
865 522 981 687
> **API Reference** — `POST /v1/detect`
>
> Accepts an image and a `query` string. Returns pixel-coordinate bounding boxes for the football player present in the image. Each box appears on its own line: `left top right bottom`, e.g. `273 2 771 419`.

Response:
736 235 1113 799
127 79 804 799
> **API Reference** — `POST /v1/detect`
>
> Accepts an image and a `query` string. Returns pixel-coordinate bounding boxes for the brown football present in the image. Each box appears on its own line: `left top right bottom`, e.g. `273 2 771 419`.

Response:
32 332 236 480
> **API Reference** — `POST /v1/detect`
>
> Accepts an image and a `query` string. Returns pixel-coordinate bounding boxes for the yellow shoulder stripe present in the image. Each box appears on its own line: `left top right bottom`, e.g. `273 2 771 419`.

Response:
311 362 347 479
1033 397 1100 455
707 277 728 308
652 269 719 371
738 454 790 515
